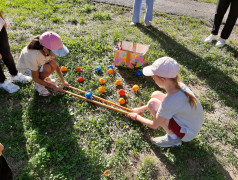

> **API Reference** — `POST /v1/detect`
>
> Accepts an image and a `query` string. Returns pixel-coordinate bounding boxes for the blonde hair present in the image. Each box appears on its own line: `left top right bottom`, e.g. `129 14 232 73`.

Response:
171 75 197 108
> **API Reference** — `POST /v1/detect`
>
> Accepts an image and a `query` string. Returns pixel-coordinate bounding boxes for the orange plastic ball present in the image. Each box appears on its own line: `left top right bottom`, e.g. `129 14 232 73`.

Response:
61 66 67 72
119 98 126 105
99 78 106 85
115 80 121 86
99 86 105 93
118 89 125 96
107 68 114 75
132 85 139 92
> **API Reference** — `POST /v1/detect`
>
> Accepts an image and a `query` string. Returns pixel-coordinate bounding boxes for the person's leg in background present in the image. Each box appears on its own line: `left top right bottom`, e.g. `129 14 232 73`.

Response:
0 27 18 77
217 0 238 46
204 0 230 43
144 0 154 26
132 0 143 24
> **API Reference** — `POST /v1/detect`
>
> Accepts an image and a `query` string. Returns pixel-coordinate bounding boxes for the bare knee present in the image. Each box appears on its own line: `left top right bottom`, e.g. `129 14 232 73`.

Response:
148 98 161 116
48 60 58 71
151 91 166 101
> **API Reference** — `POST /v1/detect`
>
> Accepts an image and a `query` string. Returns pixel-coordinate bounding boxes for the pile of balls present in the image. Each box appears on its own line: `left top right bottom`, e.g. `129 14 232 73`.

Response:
60 65 141 105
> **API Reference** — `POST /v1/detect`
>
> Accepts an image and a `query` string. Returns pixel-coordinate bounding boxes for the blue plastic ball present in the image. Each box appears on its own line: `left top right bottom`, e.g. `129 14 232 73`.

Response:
85 92 93 99
95 66 102 72
107 65 114 69
136 71 143 77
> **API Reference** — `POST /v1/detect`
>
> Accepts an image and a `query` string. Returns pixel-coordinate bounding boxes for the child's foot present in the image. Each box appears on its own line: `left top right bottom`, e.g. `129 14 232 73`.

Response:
34 82 50 96
0 80 20 93
145 21 151 27
151 134 181 147
204 34 216 42
11 73 32 83
45 77 59 86
130 22 138 26
216 38 226 48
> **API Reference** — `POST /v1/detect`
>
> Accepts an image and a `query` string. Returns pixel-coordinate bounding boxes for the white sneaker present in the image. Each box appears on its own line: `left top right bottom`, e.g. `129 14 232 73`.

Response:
44 77 58 86
216 38 226 47
34 82 50 96
11 73 32 83
130 22 138 26
145 21 151 27
0 80 20 93
204 34 216 42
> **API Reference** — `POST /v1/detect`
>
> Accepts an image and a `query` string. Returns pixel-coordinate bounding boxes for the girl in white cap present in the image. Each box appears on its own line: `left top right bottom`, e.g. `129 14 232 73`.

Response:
17 31 69 96
128 57 204 147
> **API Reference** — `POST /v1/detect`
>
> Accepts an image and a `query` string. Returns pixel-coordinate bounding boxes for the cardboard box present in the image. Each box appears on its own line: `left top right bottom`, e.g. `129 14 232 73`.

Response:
114 41 149 69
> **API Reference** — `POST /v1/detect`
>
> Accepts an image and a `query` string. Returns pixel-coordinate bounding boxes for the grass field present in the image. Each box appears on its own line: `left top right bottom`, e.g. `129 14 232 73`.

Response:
0 0 237 179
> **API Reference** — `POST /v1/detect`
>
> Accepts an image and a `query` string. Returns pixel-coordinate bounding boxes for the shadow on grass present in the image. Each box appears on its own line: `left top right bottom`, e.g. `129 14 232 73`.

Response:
0 90 28 179
118 24 238 112
23 93 101 179
139 128 233 180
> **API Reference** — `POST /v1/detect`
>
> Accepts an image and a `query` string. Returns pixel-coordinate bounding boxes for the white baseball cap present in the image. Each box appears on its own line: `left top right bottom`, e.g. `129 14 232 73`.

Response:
143 57 179 78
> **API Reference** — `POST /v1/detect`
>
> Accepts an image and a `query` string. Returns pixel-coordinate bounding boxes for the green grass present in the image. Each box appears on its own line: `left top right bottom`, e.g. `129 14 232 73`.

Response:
0 0 237 179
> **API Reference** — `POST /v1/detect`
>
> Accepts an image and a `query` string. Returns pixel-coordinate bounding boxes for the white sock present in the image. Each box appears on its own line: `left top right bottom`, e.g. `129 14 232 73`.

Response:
168 134 178 140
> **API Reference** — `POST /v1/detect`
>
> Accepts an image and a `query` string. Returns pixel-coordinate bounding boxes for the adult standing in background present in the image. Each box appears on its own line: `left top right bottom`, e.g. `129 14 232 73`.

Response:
0 11 32 93
131 0 155 27
204 0 238 47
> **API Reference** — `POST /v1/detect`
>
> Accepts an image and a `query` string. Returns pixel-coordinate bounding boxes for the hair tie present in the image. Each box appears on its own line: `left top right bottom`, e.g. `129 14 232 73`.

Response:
180 89 185 93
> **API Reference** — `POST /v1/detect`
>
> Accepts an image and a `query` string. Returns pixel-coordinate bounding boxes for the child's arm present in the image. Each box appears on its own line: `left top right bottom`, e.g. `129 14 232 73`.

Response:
132 105 148 113
52 57 69 87
0 11 7 29
0 143 4 156
128 113 165 129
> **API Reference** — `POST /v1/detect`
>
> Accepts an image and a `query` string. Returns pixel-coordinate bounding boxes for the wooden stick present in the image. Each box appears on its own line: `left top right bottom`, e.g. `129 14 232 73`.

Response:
63 90 130 115
63 85 133 112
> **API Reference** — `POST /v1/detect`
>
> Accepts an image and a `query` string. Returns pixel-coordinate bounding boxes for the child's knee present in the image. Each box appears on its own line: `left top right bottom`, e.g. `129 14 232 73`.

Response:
148 98 161 112
49 60 57 70
151 91 165 99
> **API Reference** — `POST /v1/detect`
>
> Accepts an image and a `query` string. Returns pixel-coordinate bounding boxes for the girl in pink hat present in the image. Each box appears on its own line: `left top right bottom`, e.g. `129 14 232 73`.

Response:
17 31 69 96
128 57 204 147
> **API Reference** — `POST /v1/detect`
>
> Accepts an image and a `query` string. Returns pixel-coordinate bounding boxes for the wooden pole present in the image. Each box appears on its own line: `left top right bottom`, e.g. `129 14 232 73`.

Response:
64 85 133 112
63 90 130 115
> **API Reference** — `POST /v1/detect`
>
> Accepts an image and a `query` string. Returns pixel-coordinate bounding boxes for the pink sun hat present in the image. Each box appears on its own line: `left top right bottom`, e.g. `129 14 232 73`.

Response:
39 31 69 57
143 56 179 78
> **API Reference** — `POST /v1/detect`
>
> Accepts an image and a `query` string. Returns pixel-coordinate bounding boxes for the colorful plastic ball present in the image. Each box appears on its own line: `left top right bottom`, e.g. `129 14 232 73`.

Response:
115 80 121 86
118 89 125 96
136 71 143 77
77 77 84 83
85 92 93 99
60 66 67 72
107 65 114 69
77 67 82 72
119 98 126 105
99 86 105 93
95 66 102 72
132 85 139 92
107 68 114 75
99 78 106 85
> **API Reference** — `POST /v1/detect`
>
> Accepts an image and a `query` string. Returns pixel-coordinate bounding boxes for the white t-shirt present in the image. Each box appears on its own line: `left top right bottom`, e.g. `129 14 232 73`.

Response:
17 46 52 73
157 83 204 142
0 17 5 31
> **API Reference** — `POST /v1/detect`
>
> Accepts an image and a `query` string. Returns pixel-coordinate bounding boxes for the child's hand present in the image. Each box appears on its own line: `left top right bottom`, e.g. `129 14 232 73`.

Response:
61 80 69 87
0 53 2 59
128 113 139 121
132 107 142 114
0 143 4 156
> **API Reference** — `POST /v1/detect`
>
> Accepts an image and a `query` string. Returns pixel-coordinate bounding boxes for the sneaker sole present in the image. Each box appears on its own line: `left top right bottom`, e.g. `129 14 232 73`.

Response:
152 141 181 147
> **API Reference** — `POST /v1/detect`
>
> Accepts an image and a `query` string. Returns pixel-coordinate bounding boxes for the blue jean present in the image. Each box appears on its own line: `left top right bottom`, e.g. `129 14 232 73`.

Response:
132 0 155 23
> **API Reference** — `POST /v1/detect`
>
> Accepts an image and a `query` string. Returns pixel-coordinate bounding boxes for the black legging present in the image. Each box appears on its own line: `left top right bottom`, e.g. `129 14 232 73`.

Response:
0 156 13 180
211 0 238 40
0 26 18 83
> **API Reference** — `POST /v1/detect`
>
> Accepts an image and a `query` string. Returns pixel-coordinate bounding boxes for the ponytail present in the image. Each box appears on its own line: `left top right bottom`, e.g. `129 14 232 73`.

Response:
27 36 43 50
171 75 197 108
